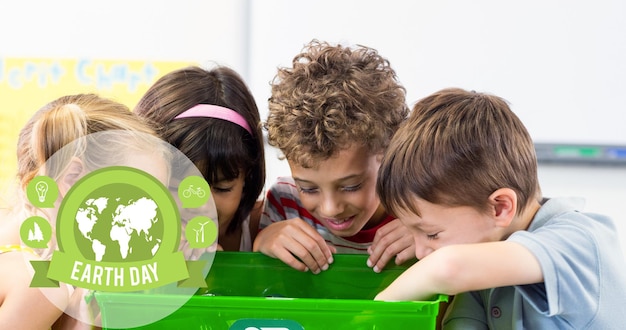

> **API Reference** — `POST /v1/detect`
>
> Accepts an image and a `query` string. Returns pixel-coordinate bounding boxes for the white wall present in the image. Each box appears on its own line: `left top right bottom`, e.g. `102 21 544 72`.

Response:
2 1 248 71
249 0 626 254
249 0 626 257
5 1 624 146
2 0 625 255
248 0 626 146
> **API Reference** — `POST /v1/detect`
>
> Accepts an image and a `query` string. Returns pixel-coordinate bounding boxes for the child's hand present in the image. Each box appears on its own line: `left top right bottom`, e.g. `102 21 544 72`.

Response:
253 218 336 273
367 219 415 272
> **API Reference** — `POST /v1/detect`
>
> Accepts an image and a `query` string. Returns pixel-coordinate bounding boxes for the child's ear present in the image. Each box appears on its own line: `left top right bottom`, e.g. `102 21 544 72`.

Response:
58 157 85 197
375 153 384 163
488 188 517 228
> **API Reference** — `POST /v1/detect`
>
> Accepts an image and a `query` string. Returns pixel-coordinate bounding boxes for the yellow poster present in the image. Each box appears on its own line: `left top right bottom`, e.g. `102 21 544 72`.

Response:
0 57 194 204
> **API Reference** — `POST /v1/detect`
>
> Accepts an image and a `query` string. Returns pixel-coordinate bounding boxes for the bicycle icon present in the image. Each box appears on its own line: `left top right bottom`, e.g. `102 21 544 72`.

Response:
182 185 206 199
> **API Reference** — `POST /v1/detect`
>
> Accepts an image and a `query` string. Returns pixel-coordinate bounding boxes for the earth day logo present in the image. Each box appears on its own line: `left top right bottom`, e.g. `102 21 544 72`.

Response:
25 169 217 290
19 130 218 328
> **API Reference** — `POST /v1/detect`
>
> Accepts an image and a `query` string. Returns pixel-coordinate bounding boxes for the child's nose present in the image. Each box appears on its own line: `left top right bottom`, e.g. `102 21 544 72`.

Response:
414 237 434 260
319 193 344 218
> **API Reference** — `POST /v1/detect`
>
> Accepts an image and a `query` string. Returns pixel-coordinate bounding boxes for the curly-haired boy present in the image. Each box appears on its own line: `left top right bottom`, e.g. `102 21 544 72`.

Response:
254 40 413 274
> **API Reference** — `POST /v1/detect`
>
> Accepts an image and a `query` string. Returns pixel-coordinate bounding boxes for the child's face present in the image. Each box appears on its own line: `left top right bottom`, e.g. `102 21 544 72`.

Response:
124 151 170 185
395 197 501 259
169 169 244 236
210 172 246 235
288 144 384 237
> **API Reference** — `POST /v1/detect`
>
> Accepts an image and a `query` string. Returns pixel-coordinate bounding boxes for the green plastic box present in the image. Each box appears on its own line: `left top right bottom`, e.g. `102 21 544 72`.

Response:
96 252 447 329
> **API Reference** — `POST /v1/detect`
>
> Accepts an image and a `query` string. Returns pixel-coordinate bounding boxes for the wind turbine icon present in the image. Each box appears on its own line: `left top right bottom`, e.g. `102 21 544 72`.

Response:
192 221 211 243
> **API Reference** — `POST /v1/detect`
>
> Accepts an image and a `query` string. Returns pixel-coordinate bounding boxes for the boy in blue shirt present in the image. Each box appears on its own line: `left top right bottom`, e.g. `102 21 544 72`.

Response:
375 88 626 328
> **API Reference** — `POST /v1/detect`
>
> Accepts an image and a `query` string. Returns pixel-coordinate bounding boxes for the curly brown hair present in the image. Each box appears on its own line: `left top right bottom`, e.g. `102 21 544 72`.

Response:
265 40 408 168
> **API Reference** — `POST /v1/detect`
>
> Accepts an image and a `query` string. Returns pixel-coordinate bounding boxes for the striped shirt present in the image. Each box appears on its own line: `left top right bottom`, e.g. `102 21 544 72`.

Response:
260 177 395 253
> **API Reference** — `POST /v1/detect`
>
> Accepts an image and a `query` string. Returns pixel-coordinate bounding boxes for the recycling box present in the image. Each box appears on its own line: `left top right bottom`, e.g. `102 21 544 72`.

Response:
96 252 447 329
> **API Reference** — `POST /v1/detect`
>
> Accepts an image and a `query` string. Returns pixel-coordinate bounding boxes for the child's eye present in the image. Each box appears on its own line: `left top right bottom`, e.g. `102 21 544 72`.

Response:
342 183 362 192
426 232 439 240
212 186 233 193
298 187 318 194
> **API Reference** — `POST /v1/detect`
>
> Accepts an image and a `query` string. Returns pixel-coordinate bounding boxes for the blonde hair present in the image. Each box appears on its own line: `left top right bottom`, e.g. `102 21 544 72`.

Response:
13 94 167 259
17 94 159 189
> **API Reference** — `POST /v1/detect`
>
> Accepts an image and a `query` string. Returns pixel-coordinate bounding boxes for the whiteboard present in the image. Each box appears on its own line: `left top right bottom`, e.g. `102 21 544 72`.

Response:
247 0 626 146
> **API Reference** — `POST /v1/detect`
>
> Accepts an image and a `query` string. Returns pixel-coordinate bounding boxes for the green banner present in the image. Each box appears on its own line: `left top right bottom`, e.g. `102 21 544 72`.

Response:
30 260 59 287
34 250 205 292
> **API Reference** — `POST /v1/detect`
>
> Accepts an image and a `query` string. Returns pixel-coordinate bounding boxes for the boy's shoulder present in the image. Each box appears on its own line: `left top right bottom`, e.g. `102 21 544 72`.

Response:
504 196 626 328
528 197 612 232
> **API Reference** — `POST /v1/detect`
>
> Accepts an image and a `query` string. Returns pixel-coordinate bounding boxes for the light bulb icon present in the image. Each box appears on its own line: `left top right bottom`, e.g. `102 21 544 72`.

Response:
27 176 57 207
35 181 49 203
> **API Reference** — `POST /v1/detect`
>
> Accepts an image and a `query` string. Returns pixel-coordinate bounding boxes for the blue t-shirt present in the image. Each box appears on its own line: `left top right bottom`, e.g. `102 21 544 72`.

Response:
443 197 626 329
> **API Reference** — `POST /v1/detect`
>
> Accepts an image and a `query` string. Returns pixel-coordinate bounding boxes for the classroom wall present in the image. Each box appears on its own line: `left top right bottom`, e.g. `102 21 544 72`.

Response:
249 0 626 255
247 0 626 146
1 1 247 65
0 0 248 195
2 0 625 254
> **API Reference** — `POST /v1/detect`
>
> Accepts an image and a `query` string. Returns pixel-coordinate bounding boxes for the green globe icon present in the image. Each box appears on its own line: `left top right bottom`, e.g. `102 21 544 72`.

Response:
74 183 164 262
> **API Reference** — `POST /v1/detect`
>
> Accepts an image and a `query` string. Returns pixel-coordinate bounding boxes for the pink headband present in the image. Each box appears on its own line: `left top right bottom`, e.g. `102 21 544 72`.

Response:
174 104 253 135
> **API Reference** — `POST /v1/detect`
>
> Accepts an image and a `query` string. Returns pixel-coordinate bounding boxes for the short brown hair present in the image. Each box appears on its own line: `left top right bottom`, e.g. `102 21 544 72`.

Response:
265 40 408 168
377 88 541 217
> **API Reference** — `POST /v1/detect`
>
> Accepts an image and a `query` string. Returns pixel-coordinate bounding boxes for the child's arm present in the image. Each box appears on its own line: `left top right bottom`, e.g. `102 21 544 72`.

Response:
53 287 102 330
375 241 542 301
367 219 416 272
0 252 68 329
253 219 336 274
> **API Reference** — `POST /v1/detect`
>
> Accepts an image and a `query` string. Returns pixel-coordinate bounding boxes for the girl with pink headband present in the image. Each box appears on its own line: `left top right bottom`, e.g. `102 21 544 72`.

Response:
135 66 265 251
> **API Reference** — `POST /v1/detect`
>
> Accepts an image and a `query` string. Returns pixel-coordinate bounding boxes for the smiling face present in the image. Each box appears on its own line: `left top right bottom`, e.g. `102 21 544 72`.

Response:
395 197 502 259
288 144 386 237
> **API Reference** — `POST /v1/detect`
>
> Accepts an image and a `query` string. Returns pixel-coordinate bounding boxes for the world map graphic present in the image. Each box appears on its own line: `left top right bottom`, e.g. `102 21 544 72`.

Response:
74 189 164 262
